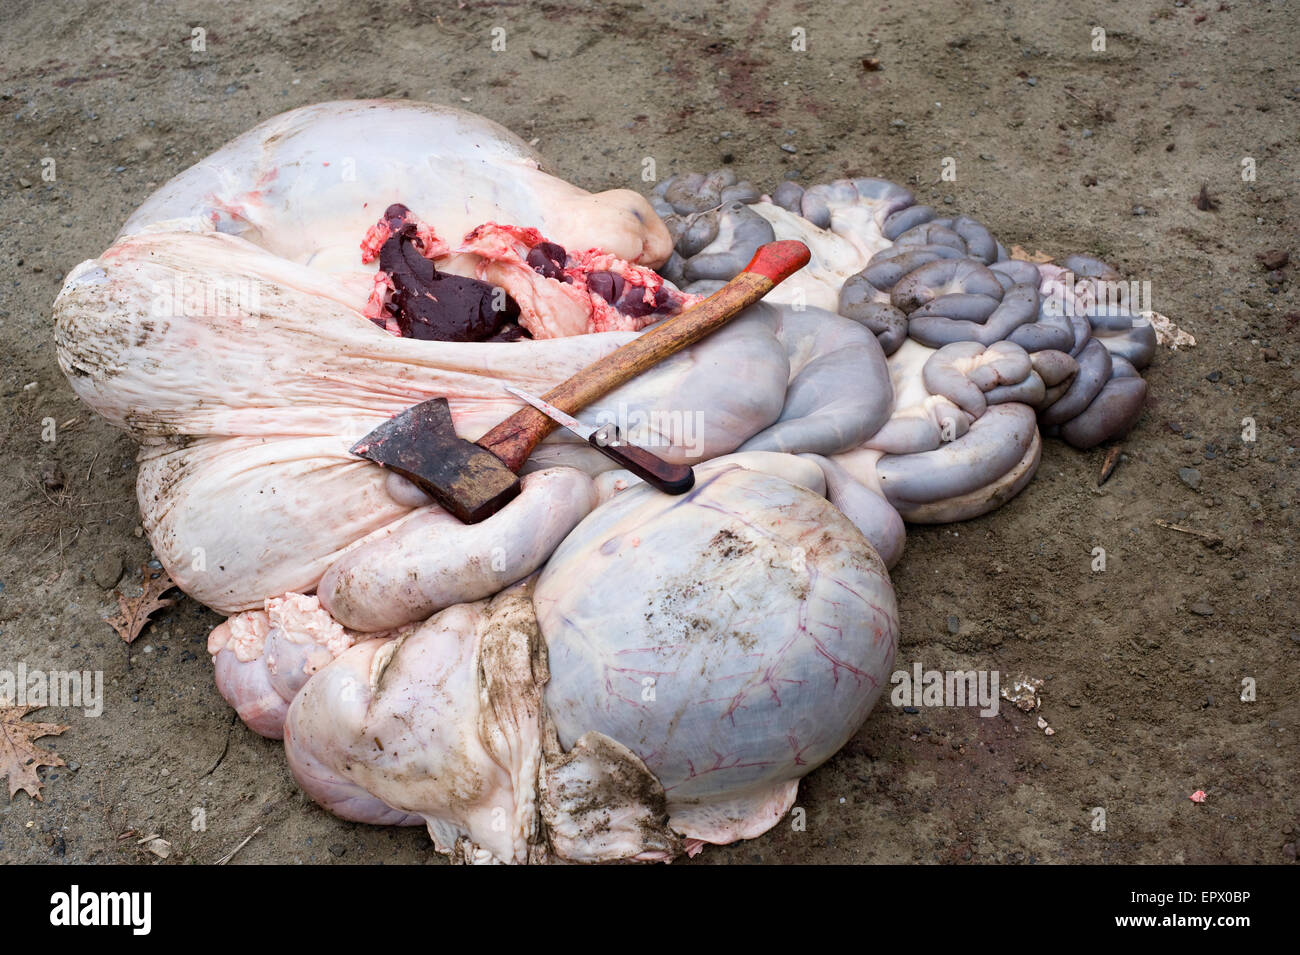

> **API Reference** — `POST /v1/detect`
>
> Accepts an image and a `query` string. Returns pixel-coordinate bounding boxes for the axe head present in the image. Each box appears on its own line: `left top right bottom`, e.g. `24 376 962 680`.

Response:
350 397 521 524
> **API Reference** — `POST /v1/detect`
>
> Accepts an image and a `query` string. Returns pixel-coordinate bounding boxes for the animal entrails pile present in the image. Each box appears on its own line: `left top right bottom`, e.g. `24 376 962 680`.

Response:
53 100 1159 863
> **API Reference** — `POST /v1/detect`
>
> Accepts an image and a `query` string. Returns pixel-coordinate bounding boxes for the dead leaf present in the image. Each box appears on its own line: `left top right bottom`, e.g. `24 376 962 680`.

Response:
1009 245 1053 263
1148 311 1196 348
0 704 69 801
1098 445 1124 486
137 834 172 859
105 565 178 644
1001 675 1044 712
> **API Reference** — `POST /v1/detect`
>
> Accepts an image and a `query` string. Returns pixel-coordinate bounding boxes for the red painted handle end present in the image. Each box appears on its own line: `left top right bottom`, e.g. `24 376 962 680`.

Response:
743 240 811 285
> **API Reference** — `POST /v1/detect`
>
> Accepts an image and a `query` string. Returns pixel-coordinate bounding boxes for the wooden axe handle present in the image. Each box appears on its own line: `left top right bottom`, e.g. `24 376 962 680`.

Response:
478 240 810 472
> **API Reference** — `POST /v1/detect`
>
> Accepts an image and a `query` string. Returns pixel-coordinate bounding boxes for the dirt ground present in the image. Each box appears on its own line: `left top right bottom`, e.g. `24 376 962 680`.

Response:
1 0 1295 865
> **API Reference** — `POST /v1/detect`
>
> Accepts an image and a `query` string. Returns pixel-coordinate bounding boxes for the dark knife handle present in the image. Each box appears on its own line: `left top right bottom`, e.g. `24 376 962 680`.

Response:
588 435 695 495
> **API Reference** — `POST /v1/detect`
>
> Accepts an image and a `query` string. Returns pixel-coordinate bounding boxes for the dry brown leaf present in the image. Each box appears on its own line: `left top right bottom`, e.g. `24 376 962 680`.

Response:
0 703 69 801
136 834 173 858
1009 245 1054 263
1097 445 1124 486
105 564 178 644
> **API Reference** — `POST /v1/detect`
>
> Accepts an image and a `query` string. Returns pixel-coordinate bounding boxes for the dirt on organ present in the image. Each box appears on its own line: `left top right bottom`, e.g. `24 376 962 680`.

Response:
0 0 1296 865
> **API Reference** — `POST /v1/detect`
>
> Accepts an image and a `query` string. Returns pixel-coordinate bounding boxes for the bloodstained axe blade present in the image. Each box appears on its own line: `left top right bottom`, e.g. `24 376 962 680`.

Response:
349 397 521 524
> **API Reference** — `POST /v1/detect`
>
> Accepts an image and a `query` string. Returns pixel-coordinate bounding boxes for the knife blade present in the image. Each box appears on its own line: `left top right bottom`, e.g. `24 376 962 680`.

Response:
505 386 695 495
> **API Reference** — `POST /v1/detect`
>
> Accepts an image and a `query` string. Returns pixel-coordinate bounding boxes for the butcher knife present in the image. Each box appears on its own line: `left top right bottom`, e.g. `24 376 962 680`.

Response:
505 386 695 494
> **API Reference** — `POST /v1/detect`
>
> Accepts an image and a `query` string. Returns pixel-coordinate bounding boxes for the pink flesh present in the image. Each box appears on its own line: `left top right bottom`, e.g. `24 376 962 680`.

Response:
361 215 699 341
360 207 448 265
461 222 698 338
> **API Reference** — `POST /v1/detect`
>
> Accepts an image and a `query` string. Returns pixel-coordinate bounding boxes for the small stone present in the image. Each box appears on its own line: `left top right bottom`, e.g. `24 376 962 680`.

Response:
946 615 960 634
1081 128 1093 138
779 144 797 154
1177 467 1202 490
19 177 32 188
328 843 346 857
1205 370 1222 382
1256 249 1289 271
92 556 124 590
1132 205 1147 216
1029 613 1040 624
1188 602 1215 617
903 706 920 714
